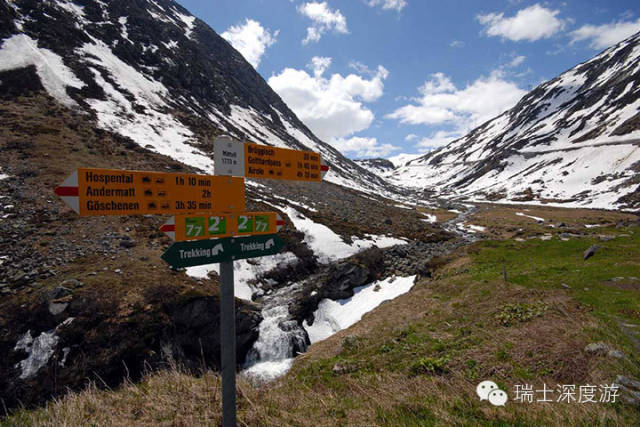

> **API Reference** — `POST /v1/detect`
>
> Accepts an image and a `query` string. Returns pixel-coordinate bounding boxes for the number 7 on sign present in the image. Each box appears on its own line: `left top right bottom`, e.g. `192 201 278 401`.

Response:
254 215 269 232
185 217 205 238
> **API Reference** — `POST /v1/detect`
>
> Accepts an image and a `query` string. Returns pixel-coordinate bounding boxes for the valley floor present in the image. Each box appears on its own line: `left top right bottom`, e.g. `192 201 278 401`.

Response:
6 206 640 426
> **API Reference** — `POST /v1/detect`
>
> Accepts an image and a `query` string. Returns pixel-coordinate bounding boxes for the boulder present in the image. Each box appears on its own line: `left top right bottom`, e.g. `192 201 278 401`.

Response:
584 342 609 355
583 245 600 260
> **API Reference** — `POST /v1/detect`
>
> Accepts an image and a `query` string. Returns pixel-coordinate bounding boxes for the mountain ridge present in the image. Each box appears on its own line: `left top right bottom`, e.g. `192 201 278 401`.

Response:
390 31 640 211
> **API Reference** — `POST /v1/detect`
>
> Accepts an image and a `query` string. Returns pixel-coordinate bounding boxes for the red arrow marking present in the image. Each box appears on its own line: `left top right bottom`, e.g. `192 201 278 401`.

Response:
54 186 79 197
160 224 176 232
276 220 285 226
320 165 329 171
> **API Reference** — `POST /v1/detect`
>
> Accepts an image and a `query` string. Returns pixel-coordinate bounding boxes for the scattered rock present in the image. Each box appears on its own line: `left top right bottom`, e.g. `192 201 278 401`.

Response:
332 362 354 375
583 245 600 260
373 284 381 292
617 375 640 391
615 375 640 405
119 239 136 248
48 286 72 300
599 235 614 241
561 283 571 289
48 301 69 316
584 342 610 355
607 349 626 359
60 278 83 289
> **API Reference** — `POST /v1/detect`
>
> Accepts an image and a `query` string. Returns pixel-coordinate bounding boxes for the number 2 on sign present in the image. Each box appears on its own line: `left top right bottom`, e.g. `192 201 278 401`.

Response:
238 215 253 233
208 216 226 235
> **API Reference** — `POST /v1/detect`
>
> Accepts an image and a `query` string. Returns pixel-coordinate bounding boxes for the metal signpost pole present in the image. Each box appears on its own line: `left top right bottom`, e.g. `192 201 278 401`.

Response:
219 258 236 427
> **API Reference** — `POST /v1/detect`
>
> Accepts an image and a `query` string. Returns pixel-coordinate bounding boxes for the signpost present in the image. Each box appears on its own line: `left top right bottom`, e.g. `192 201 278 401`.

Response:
160 234 284 267
54 168 246 216
55 137 326 427
214 135 329 181
160 212 285 242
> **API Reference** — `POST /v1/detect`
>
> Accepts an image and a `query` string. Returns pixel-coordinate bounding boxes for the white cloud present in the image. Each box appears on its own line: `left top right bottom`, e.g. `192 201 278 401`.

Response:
508 55 526 67
330 136 399 157
297 2 348 44
570 18 640 49
404 133 418 141
477 4 566 42
269 58 388 142
449 40 465 48
221 19 278 68
365 0 407 12
309 56 332 76
387 70 526 149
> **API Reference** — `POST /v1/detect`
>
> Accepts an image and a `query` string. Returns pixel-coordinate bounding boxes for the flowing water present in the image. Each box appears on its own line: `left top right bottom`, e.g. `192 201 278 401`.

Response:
242 282 309 382
242 204 474 382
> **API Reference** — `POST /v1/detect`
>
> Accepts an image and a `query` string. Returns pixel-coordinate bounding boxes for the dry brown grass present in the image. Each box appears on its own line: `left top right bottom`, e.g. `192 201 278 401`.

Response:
11 250 636 426
466 203 637 239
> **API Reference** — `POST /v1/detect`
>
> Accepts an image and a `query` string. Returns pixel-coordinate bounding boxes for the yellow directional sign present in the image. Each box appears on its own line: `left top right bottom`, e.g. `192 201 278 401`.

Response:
214 137 329 182
54 168 245 216
161 211 285 242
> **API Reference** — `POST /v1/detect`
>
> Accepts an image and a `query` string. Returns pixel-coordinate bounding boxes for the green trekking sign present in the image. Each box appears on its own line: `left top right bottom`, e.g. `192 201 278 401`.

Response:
161 234 284 268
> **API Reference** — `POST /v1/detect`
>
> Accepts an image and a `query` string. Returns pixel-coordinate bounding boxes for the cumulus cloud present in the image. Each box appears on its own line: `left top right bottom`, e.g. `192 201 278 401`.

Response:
365 0 407 12
330 136 399 157
477 4 566 42
297 2 348 44
570 18 640 49
269 57 388 142
221 19 278 68
404 133 418 141
387 70 526 149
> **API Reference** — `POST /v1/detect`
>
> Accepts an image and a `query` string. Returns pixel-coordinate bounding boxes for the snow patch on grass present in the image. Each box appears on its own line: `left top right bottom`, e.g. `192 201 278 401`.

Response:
283 206 405 263
303 275 416 344
516 212 545 222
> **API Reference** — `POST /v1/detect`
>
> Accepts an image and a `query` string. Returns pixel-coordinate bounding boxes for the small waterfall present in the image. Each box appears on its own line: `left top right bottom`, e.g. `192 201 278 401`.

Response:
242 283 309 382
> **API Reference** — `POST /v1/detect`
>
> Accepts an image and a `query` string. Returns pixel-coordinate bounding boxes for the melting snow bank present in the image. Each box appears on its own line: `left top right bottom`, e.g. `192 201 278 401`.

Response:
283 206 406 263
303 275 417 344
186 252 298 301
420 212 437 223
14 318 74 379
516 212 545 222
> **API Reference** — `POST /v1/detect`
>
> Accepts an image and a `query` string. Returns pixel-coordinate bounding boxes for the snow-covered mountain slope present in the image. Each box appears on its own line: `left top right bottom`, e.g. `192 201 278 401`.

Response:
0 0 393 195
391 32 640 211
388 153 422 168
353 158 395 177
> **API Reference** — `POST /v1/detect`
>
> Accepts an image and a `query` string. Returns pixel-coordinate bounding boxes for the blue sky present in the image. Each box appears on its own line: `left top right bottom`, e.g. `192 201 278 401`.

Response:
176 0 640 160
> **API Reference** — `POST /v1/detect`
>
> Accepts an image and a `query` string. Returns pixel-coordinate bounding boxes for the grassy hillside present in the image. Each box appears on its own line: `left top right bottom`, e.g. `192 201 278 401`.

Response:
6 218 639 426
